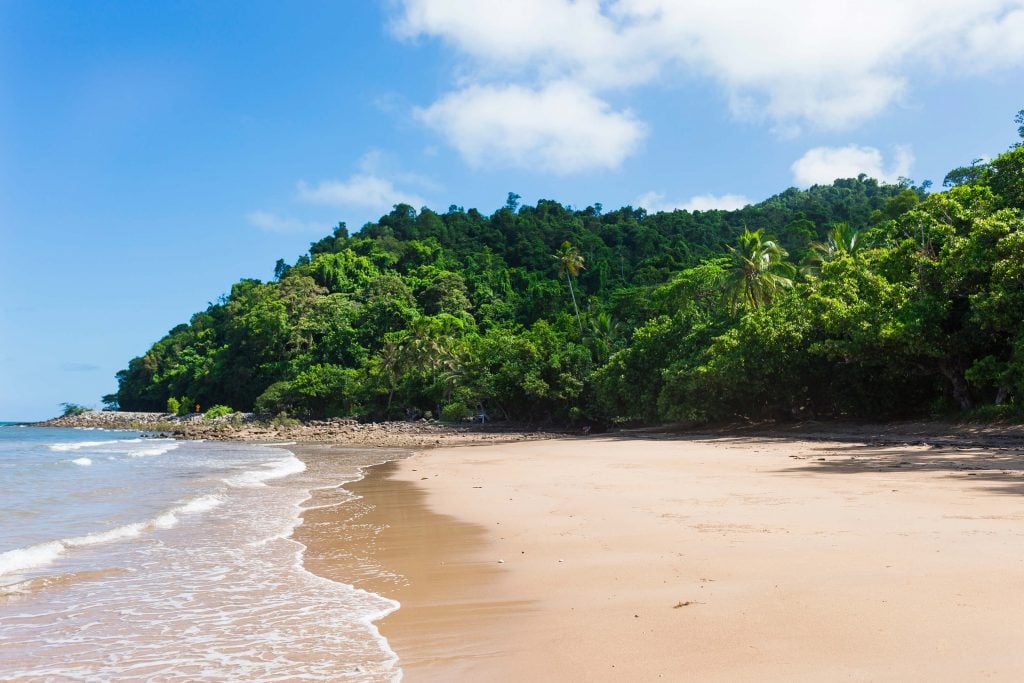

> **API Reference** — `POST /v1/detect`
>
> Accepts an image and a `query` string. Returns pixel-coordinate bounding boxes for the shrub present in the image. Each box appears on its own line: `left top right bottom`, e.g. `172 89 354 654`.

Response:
271 411 298 428
255 381 294 416
60 402 89 417
441 400 472 422
204 404 234 420
962 403 1024 423
166 397 180 415
177 396 193 416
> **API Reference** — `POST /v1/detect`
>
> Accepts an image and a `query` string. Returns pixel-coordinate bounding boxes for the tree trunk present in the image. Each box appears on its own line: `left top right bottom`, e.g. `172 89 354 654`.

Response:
567 273 583 335
939 361 973 411
995 386 1009 405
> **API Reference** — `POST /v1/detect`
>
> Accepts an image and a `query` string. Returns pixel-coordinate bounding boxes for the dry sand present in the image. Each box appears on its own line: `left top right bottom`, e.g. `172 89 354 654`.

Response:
301 434 1024 682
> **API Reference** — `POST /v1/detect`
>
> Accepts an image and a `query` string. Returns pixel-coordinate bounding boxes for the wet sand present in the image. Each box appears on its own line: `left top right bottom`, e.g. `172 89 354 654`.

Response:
299 435 1024 681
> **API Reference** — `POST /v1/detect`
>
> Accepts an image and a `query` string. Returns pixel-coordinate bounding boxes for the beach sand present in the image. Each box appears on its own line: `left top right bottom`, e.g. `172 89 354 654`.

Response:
299 434 1024 681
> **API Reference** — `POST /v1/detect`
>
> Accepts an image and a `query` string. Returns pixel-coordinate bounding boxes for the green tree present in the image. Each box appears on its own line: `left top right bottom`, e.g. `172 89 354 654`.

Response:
553 241 586 334
60 402 88 417
723 229 795 312
801 223 863 276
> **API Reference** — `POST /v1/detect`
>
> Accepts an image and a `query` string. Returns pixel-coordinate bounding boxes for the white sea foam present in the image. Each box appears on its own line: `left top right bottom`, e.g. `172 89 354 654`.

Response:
48 439 141 452
0 541 66 577
70 457 92 466
0 439 402 680
225 455 306 487
65 522 148 548
126 442 180 458
178 495 223 514
0 494 223 580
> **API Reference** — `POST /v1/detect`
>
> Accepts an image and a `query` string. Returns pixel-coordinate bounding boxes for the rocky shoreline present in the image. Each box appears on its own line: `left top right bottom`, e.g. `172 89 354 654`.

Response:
40 411 559 449
39 410 1024 451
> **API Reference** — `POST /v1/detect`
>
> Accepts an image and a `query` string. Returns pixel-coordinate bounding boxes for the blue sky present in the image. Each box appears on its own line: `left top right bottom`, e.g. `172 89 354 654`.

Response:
2 0 1023 420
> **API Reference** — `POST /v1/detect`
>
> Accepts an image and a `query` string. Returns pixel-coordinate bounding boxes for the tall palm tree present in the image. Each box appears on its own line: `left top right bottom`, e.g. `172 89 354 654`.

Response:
723 229 795 313
800 222 862 276
553 241 586 334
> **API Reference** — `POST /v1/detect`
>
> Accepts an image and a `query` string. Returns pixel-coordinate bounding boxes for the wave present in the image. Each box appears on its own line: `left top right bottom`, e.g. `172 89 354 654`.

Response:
0 541 65 578
225 456 306 487
70 457 92 466
48 439 141 452
48 439 179 458
126 442 180 458
0 494 223 580
225 455 306 487
177 494 223 514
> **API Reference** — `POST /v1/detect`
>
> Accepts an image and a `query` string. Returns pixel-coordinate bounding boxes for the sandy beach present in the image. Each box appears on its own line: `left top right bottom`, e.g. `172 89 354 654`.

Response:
298 433 1024 681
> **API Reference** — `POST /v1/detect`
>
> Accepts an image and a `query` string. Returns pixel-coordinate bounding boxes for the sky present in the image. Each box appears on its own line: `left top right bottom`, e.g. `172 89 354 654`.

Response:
2 0 1023 420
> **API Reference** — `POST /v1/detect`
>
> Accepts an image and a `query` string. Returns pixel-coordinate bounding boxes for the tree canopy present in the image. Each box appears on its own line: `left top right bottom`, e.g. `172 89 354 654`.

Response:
114 116 1024 425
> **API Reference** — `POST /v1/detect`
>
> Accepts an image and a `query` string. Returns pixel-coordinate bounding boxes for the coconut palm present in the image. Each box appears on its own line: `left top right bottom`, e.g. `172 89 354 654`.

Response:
375 338 404 410
723 229 795 312
586 311 623 363
800 222 862 276
553 241 586 334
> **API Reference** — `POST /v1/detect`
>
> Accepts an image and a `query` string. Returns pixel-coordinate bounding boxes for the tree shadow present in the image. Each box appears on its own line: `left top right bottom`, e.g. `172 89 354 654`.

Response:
601 430 1024 498
774 440 1024 497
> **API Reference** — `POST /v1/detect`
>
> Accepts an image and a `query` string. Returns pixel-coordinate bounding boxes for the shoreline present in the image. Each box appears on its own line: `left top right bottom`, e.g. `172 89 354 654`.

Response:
284 444 410 680
285 439 536 680
38 410 1024 451
26 418 1024 678
295 431 1024 681
39 411 561 449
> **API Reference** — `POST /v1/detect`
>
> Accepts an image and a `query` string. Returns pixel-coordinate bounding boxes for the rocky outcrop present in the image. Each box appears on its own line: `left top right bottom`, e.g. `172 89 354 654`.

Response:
38 411 557 449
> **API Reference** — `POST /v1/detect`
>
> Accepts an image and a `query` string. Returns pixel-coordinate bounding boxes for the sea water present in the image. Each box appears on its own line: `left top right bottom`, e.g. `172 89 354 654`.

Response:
0 424 400 681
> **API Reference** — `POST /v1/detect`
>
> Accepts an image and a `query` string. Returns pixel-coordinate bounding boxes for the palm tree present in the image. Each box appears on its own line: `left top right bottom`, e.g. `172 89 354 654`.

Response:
376 338 404 410
586 311 623 364
800 223 862 276
553 241 586 334
723 229 795 312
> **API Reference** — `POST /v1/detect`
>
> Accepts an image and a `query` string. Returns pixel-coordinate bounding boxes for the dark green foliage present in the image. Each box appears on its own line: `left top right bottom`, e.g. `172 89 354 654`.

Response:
60 402 89 417
112 120 1024 424
177 396 193 416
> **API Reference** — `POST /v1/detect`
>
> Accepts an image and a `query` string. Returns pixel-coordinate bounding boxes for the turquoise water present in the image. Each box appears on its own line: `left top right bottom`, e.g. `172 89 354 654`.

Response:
0 425 399 681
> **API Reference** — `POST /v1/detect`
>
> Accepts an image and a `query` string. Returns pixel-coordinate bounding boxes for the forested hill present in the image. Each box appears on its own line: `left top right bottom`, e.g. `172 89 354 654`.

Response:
112 120 1024 425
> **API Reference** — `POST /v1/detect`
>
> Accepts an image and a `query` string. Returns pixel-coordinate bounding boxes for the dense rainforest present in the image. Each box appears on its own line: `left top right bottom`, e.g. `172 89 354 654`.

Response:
111 116 1024 425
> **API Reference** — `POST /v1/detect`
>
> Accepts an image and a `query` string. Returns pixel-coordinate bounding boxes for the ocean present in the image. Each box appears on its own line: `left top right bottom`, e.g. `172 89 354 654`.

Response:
0 423 400 681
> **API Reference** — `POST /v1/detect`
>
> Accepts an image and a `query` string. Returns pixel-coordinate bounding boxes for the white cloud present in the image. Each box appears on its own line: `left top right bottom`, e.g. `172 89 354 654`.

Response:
296 175 427 211
962 7 1024 69
392 0 651 87
395 0 1024 132
295 150 432 211
247 211 326 235
635 191 751 213
791 145 914 186
415 81 645 173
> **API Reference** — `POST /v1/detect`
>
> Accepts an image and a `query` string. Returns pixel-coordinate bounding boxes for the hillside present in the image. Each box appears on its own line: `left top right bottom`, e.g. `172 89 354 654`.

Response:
111 126 1024 425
